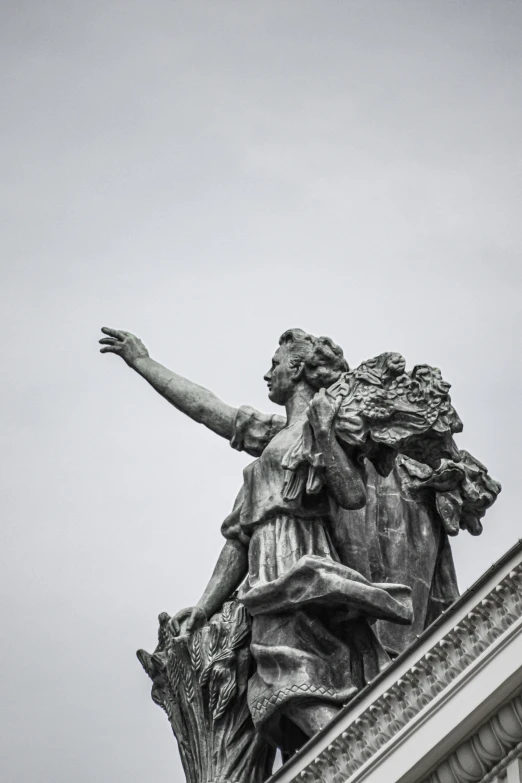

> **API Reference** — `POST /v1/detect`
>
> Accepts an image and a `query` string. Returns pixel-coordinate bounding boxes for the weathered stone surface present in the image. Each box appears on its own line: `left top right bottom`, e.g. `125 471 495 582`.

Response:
100 325 501 779
268 546 522 783
137 601 275 783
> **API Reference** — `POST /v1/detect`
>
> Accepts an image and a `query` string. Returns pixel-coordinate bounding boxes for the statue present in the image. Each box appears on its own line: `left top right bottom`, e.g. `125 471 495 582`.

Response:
100 326 500 779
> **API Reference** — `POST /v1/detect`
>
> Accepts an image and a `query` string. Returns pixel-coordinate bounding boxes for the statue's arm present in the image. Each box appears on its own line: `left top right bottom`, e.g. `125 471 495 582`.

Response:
318 432 366 510
99 327 236 439
307 390 366 510
170 539 248 635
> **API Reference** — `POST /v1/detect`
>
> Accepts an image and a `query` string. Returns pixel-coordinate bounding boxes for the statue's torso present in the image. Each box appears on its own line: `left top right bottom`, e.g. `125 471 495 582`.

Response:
239 420 329 533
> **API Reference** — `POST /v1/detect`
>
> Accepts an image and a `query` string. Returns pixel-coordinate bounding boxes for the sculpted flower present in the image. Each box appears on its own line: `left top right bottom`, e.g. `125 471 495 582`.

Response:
406 380 425 403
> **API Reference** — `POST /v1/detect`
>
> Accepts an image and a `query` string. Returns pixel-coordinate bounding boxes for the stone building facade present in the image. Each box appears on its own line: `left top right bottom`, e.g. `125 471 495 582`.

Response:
269 541 522 783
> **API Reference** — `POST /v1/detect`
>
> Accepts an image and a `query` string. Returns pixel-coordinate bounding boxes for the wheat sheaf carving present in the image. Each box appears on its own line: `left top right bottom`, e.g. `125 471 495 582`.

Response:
137 599 274 783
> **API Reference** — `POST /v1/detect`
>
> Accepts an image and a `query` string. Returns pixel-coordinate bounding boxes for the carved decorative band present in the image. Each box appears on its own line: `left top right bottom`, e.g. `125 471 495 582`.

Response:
424 692 522 783
251 685 342 724
293 564 522 783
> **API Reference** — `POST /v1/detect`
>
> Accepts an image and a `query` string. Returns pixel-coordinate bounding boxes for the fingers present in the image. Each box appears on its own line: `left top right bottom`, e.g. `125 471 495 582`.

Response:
100 345 121 354
306 388 341 429
186 607 206 632
185 609 199 632
99 329 126 356
169 607 205 634
307 388 328 411
169 608 191 636
101 326 127 340
313 389 328 404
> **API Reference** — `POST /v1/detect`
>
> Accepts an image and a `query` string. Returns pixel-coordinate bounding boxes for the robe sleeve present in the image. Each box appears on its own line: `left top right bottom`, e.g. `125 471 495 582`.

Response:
230 405 286 458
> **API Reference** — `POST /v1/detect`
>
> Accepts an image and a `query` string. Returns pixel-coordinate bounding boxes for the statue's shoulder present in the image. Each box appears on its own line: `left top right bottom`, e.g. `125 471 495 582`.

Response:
230 405 286 458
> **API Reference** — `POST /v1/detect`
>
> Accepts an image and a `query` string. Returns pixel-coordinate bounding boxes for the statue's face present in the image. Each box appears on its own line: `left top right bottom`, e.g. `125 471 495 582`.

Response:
264 346 298 405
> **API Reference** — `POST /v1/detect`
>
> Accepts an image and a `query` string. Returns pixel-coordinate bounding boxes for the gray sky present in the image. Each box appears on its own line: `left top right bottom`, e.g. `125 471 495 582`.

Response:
1 2 521 782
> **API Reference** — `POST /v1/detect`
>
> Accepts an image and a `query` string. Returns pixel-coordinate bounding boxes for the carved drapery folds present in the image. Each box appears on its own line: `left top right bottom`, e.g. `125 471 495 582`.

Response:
398 450 501 537
137 600 275 783
291 564 522 783
99 329 506 783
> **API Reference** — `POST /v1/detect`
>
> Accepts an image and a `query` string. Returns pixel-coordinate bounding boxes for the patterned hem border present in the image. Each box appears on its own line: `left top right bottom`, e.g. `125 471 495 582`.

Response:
290 563 522 783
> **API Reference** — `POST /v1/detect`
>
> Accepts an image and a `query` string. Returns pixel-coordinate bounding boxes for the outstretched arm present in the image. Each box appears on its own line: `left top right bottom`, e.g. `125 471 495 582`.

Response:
307 389 366 510
99 327 237 439
170 538 249 635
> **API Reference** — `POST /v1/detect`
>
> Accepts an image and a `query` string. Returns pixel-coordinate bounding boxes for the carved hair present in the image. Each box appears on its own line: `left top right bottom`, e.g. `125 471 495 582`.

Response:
278 328 348 390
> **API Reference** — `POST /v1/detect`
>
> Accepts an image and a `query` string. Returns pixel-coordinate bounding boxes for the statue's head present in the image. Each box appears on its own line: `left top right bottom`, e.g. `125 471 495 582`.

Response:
264 328 348 405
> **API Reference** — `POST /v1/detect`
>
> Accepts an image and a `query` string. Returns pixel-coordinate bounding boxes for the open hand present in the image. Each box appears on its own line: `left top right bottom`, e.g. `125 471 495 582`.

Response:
99 327 149 367
169 606 207 636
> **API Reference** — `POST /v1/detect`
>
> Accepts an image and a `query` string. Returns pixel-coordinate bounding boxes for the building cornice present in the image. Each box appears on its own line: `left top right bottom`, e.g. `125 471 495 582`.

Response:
423 690 522 783
270 541 522 783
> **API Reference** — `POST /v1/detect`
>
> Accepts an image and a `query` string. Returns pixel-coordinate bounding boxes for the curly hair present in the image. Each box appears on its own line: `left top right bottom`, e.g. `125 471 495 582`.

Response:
278 328 348 390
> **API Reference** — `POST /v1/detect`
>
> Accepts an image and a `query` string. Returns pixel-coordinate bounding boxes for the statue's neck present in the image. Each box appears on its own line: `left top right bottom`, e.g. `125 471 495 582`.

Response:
285 384 315 426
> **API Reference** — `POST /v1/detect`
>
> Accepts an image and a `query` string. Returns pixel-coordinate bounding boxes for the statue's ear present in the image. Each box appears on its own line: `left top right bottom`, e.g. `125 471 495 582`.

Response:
290 361 305 381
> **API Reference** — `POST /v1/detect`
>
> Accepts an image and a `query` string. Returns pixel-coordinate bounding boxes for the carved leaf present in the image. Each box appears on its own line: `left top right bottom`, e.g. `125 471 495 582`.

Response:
221 601 233 622
189 634 202 672
136 648 155 680
208 622 221 658
200 648 234 688
436 490 463 536
213 664 237 720
229 623 250 651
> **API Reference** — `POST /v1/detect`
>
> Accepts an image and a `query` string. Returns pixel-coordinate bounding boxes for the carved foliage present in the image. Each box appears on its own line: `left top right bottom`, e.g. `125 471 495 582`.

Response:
282 352 463 485
283 352 501 536
137 601 274 783
330 353 463 464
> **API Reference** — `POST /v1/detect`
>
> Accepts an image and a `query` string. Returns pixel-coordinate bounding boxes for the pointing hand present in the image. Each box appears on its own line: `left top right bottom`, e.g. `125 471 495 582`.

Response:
99 327 149 367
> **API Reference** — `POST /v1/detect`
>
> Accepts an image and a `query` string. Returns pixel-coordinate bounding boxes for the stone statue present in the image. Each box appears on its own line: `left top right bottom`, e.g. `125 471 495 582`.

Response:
100 326 500 778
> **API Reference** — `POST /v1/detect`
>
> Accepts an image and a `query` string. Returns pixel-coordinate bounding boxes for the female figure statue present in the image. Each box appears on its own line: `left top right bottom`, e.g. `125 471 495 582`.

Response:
100 326 414 751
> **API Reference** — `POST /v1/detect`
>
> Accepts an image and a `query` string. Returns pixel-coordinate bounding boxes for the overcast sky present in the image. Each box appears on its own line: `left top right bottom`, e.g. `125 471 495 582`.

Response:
1 2 521 782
